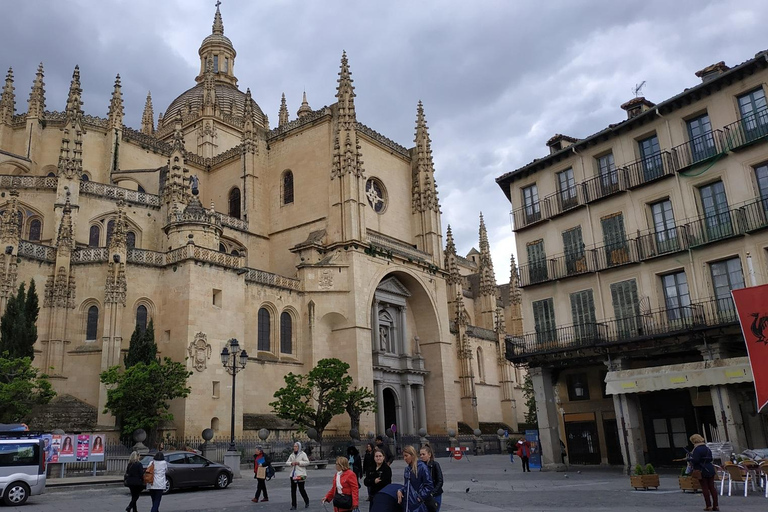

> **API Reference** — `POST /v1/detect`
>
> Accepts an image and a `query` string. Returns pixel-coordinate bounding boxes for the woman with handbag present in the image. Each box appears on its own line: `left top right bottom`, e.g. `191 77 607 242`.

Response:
363 448 392 505
419 445 443 512
287 442 310 510
690 434 718 511
146 451 167 512
396 446 433 512
322 456 359 512
124 451 145 512
252 446 270 503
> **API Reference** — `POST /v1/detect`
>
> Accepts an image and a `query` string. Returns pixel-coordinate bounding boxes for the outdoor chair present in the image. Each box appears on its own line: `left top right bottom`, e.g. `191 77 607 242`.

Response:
714 464 727 495
722 463 755 496
759 461 768 497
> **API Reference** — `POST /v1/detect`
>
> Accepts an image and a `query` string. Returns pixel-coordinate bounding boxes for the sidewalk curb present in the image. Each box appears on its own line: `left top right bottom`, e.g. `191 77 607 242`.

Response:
47 478 123 488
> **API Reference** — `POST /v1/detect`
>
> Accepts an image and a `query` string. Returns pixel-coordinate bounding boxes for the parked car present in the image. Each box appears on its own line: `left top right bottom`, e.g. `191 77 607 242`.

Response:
140 451 232 494
0 436 46 505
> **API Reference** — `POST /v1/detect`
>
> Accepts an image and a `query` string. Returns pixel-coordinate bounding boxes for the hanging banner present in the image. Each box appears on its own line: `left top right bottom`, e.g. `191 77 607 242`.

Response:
732 285 768 413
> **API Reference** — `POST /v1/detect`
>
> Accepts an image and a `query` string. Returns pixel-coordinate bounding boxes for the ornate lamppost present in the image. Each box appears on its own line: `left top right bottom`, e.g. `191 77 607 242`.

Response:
220 338 248 452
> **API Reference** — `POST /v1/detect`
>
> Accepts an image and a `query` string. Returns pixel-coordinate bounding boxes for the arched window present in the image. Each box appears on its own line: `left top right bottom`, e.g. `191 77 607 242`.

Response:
476 347 485 382
89 225 100 247
219 243 226 253
46 172 56 178
136 305 148 333
138 185 145 193
81 174 89 182
126 232 136 249
231 250 239 257
257 308 270 351
86 306 99 340
211 417 220 431
228 188 241 219
283 171 294 205
280 312 292 354
28 219 41 242
106 220 115 246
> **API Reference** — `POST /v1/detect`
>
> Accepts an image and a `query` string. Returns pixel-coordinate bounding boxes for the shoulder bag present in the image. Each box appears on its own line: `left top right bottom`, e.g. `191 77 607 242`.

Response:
333 490 353 509
143 463 154 485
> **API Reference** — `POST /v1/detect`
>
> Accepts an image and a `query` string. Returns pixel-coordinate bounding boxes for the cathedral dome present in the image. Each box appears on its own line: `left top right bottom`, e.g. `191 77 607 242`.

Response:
161 82 267 130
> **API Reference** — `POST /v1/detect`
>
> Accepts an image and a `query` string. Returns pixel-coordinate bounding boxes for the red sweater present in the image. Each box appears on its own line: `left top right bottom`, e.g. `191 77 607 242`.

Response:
324 469 359 511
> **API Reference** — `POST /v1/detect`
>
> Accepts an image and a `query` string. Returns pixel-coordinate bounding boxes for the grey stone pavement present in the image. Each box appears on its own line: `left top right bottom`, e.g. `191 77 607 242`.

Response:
11 455 768 511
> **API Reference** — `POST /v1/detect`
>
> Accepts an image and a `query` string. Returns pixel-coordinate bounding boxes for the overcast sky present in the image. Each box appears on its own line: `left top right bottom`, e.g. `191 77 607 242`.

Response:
2 0 767 283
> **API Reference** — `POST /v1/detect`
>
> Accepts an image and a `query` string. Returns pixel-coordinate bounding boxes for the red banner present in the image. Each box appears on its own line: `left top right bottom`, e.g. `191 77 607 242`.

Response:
732 285 768 413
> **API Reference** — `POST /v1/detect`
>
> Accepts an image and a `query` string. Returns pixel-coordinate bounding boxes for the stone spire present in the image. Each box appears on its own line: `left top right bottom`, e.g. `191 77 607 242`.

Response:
444 225 461 285
64 66 83 124
297 91 312 118
56 67 84 180
509 253 521 305
412 101 439 213
335 51 356 129
107 74 124 130
212 1 224 36
55 199 75 256
171 113 185 152
241 88 257 154
478 213 497 297
27 63 45 118
0 68 14 125
278 93 288 127
141 92 154 135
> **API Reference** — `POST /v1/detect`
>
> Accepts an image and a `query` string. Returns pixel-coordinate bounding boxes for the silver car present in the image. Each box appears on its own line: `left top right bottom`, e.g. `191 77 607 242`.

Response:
141 451 232 494
0 438 46 505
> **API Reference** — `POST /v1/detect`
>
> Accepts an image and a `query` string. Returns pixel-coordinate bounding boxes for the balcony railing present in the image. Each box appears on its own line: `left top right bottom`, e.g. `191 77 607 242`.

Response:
685 209 742 248
672 130 724 172
582 169 627 203
624 151 676 188
722 108 768 151
591 238 640 269
505 300 739 360
739 196 768 233
543 186 585 218
636 225 688 260
511 204 545 230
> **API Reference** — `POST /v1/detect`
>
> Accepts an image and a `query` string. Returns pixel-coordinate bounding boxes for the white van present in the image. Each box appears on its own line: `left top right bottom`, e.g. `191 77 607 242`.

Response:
0 436 46 505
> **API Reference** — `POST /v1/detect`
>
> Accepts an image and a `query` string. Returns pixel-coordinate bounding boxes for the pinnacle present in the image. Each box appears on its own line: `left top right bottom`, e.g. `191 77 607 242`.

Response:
212 2 224 35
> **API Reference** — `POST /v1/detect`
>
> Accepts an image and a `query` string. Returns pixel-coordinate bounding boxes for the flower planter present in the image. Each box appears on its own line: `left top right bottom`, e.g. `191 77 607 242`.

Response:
678 476 701 493
630 474 660 490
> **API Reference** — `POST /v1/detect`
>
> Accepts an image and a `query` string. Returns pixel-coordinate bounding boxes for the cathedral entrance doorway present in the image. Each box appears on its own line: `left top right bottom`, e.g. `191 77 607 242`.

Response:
383 388 398 432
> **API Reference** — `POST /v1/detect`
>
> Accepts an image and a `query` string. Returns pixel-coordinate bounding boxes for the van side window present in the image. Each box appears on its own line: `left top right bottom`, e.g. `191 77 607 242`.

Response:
0 443 38 466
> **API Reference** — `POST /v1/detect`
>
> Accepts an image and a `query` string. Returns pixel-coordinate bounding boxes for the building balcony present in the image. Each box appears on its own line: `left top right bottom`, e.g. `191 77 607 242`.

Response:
624 151 676 189
582 169 627 203
672 130 724 172
635 225 688 260
722 108 768 151
511 204 545 230
542 186 586 218
505 300 737 362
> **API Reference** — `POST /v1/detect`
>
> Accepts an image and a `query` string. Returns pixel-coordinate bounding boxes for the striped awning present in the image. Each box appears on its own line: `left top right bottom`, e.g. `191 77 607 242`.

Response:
605 357 752 395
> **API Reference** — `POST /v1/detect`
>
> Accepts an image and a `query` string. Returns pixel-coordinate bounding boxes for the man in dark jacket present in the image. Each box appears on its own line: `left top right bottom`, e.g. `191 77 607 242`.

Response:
375 435 394 465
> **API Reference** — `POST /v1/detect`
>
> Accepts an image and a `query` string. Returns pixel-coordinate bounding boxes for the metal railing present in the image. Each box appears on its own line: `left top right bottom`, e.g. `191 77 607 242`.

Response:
624 151 676 188
542 186 585 218
582 169 626 203
722 108 768 150
599 304 705 341
738 196 768 233
635 225 688 260
672 130 724 171
685 210 741 248
511 204 544 230
505 322 608 356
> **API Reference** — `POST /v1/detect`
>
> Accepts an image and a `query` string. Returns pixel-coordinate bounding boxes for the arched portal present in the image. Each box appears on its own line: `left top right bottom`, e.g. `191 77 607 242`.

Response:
382 388 398 433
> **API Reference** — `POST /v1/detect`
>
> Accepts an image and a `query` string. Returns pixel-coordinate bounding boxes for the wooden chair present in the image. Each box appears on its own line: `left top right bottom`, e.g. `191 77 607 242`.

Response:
723 463 754 496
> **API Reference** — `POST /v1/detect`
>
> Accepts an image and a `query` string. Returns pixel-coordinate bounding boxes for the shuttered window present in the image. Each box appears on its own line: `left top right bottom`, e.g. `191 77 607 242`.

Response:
527 239 548 283
562 226 585 275
532 298 556 344
610 279 640 337
570 289 596 341
601 213 628 266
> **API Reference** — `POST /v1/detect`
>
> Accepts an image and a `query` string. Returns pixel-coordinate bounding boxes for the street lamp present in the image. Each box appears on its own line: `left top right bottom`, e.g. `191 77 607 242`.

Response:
220 338 248 452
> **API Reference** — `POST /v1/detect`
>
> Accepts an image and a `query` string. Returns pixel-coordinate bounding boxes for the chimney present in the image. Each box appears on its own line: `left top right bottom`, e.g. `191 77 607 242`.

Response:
695 61 729 83
546 133 579 155
620 97 655 119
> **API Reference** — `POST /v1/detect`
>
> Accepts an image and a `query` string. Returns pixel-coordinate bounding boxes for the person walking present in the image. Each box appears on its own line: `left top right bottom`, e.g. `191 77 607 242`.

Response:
347 445 363 483
419 445 443 512
362 442 376 501
363 448 392 505
146 451 168 512
690 434 718 511
322 456 359 512
251 446 271 503
124 451 145 512
517 440 531 472
396 446 433 512
287 442 310 510
375 435 393 465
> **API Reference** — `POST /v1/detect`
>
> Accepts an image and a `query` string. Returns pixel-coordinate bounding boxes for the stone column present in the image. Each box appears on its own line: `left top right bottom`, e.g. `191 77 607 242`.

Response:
529 366 566 471
375 381 385 435
403 383 414 434
612 393 645 473
710 385 749 453
415 385 427 431
372 299 380 351
398 306 408 355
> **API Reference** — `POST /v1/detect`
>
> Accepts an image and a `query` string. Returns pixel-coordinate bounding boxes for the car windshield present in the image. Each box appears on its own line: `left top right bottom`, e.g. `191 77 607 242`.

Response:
140 455 157 465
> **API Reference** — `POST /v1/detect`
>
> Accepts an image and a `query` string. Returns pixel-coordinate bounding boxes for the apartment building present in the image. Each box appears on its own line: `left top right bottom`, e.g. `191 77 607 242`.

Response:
496 51 768 469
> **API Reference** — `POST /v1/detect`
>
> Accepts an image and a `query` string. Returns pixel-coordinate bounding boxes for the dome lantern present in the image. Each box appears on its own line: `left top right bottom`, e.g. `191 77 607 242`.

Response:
196 2 237 86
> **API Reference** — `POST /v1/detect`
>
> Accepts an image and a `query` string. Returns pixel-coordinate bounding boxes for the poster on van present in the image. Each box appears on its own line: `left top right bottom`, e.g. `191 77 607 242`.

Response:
58 434 77 462
89 433 105 462
76 434 90 461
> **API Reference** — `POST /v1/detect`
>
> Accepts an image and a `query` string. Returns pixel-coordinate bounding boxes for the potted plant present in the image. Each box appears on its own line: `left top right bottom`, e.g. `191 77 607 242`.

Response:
630 463 660 490
678 467 701 493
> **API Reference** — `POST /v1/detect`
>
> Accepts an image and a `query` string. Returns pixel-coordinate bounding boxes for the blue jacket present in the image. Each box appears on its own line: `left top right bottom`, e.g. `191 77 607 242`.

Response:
690 444 715 478
402 460 433 512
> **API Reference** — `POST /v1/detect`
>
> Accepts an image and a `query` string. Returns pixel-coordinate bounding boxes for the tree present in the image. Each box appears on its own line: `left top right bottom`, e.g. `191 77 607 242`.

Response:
522 373 537 425
345 386 376 433
0 355 55 423
269 358 352 449
124 319 157 368
100 357 191 440
0 281 38 360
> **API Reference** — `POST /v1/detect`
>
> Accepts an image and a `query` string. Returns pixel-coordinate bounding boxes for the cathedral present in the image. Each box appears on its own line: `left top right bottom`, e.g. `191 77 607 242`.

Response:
0 6 523 438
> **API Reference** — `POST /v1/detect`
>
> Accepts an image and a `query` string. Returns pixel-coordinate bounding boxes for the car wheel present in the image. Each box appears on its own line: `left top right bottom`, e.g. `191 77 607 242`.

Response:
215 472 230 489
163 477 172 495
3 481 30 506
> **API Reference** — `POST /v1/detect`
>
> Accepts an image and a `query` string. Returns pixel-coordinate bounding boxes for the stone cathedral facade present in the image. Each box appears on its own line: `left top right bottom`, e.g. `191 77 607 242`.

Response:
0 6 524 438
